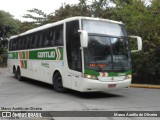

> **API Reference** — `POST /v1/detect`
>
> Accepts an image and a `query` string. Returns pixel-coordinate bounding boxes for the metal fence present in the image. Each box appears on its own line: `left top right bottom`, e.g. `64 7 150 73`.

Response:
132 72 160 85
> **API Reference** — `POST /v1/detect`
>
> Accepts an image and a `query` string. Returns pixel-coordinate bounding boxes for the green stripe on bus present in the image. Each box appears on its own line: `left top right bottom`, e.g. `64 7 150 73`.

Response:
59 47 63 60
84 69 100 76
8 48 63 60
22 51 25 59
8 52 18 59
24 60 27 69
29 48 63 60
108 70 132 77
84 69 132 77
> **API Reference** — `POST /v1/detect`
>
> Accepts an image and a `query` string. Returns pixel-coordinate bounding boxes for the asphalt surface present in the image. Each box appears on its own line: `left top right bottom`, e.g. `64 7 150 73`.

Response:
0 68 160 120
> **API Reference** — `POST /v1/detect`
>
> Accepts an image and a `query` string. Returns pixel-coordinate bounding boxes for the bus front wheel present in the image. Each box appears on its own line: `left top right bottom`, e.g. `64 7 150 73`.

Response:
53 72 66 93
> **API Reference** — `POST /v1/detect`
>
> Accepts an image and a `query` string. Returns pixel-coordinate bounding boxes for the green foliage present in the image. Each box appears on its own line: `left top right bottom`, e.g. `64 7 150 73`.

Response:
0 10 21 67
23 8 50 25
0 10 20 38
109 0 160 82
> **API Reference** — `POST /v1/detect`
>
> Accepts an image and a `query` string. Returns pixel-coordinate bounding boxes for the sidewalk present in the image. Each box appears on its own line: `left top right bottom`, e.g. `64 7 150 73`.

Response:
130 84 160 89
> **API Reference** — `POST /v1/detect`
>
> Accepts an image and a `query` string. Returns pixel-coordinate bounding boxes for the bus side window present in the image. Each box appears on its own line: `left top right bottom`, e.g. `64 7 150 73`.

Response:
21 38 24 50
23 37 27 50
44 30 49 47
9 39 12 51
55 25 63 46
38 32 43 48
66 20 82 72
12 39 16 50
41 31 46 48
15 39 19 50
31 33 38 49
34 34 38 48
26 36 30 49
18 38 22 50
22 37 26 49
48 29 55 47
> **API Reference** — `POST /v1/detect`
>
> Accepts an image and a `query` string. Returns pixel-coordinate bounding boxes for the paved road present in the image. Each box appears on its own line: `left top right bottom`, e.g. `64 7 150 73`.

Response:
0 68 160 120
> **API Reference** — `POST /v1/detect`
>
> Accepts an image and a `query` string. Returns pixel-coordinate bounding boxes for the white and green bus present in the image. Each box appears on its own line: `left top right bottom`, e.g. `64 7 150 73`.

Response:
8 16 142 92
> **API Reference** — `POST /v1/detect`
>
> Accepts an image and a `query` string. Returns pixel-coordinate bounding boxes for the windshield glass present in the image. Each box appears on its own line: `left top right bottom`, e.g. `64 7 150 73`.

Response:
84 35 132 72
82 19 127 37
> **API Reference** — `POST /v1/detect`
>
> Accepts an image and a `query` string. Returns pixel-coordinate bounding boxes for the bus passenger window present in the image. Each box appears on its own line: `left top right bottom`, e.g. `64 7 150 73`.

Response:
38 33 43 48
48 30 55 46
18 39 21 50
15 39 19 50
55 25 63 46
12 40 17 50
26 37 30 49
44 36 49 47
23 37 27 49
9 40 13 51
31 34 38 48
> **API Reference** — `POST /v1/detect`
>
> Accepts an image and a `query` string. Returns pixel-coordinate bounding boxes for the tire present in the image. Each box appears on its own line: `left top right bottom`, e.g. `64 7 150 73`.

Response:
16 68 22 81
53 72 67 93
13 67 16 74
14 71 17 79
14 67 17 79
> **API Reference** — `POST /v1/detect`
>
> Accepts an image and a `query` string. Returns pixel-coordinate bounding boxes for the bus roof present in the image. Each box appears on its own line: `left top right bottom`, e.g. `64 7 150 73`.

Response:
10 16 123 39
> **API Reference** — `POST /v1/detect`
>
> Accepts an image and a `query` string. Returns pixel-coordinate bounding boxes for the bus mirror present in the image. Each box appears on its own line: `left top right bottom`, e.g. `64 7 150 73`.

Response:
78 30 88 48
129 36 142 53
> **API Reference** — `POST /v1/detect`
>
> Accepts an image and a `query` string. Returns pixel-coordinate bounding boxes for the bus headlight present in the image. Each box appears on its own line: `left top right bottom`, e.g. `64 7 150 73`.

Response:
82 74 98 80
125 74 132 79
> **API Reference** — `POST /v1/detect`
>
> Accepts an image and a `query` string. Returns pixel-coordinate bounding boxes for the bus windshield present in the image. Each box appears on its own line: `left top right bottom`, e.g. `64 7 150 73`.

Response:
82 19 131 72
84 35 132 72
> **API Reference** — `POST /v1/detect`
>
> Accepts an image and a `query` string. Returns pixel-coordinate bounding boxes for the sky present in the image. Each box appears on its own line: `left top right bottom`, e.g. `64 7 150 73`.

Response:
0 0 79 21
0 0 151 22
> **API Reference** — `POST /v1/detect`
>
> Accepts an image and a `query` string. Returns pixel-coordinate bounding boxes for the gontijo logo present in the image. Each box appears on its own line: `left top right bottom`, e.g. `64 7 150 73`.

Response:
38 51 55 58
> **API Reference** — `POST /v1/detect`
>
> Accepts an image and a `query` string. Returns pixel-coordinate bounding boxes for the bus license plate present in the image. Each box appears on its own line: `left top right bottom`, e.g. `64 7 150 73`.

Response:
108 84 116 88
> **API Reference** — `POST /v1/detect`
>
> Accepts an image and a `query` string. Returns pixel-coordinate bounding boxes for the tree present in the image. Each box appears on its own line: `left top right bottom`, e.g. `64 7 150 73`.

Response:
0 10 20 54
109 0 160 83
51 0 91 22
22 8 50 25
0 10 20 67
91 0 110 17
0 10 20 38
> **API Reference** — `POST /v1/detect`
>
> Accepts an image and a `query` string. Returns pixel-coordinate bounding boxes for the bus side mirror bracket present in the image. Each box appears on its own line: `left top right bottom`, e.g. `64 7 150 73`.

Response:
129 36 142 53
78 30 88 48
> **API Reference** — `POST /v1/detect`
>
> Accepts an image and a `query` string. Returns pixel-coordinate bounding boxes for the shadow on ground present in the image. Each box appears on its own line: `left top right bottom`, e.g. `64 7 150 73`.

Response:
13 77 123 99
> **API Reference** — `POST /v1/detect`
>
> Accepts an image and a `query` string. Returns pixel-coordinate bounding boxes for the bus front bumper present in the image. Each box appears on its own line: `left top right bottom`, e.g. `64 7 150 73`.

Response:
80 78 131 92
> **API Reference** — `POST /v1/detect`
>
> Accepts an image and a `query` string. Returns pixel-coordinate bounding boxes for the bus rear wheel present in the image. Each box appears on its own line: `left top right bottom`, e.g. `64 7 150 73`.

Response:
53 72 66 93
16 68 22 81
14 70 18 79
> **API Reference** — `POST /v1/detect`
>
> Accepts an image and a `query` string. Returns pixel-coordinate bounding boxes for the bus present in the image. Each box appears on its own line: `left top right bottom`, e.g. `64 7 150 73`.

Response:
8 16 142 92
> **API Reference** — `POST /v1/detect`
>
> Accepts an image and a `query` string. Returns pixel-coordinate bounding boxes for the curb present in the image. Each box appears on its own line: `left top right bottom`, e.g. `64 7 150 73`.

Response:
130 84 160 89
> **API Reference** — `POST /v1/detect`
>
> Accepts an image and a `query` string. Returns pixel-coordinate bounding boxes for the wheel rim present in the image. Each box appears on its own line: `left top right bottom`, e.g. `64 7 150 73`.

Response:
56 76 63 88
17 70 21 80
17 73 20 80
